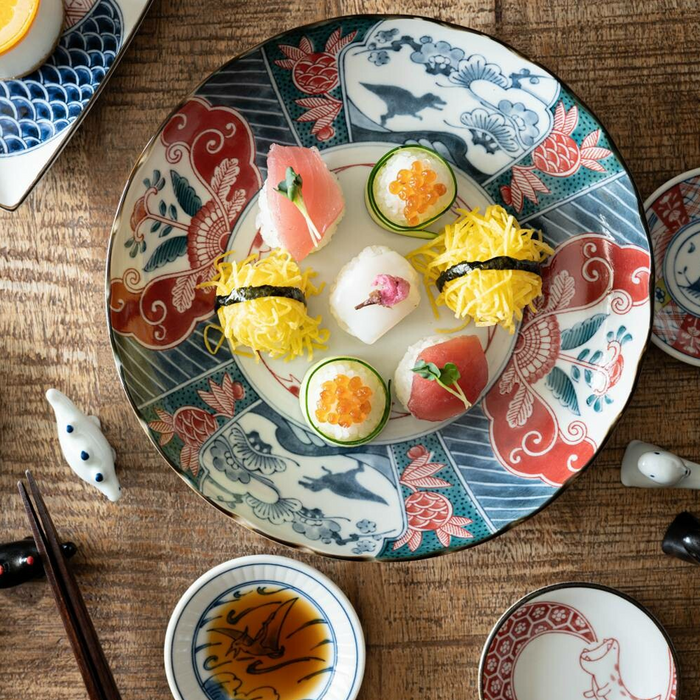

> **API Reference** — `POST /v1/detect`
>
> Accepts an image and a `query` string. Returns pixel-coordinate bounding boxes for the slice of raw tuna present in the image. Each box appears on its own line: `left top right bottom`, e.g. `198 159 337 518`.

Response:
408 335 488 422
257 144 344 261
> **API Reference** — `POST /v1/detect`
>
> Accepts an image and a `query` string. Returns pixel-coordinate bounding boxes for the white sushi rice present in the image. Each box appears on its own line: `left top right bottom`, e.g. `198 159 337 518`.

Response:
329 245 421 345
394 335 446 411
373 150 454 227
255 173 345 255
301 358 388 445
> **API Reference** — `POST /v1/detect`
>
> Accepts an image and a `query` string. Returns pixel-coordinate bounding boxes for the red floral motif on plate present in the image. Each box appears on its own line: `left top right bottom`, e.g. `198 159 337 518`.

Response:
274 29 356 142
501 102 613 212
109 97 261 349
483 235 650 486
652 185 690 235
147 374 244 477
392 445 473 552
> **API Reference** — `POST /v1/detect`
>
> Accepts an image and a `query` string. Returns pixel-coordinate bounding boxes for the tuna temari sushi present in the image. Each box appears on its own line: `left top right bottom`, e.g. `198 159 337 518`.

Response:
256 144 345 261
394 334 488 422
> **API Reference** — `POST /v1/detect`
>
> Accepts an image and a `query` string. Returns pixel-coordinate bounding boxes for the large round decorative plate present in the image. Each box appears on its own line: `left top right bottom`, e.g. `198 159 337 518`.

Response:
107 15 652 560
645 167 700 366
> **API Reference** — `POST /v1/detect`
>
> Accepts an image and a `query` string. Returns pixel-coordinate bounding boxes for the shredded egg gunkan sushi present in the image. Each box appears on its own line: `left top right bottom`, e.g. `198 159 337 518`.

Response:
408 205 554 333
202 248 329 361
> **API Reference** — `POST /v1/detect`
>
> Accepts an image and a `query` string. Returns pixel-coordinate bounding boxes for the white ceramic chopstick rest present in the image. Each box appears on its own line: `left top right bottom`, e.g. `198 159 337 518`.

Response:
621 439 699 489
46 389 121 502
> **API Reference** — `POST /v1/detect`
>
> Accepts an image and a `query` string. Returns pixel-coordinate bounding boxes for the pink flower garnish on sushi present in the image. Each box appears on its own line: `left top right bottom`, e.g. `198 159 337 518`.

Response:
355 274 411 310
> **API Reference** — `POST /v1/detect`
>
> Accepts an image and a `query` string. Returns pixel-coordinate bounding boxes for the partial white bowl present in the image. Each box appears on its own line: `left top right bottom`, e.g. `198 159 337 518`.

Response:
164 555 365 700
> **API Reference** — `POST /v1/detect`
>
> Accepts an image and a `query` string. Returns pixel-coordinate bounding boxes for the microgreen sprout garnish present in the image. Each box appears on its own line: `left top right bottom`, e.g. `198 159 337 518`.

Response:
411 360 470 410
275 166 322 247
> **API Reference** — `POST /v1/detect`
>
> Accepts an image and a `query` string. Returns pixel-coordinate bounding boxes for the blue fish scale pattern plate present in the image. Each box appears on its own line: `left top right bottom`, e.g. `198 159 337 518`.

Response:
107 16 652 561
0 0 153 210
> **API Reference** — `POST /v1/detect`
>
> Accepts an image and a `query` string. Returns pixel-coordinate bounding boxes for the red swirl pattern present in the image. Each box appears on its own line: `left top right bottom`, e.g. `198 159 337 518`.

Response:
482 602 597 700
109 98 261 349
484 235 651 486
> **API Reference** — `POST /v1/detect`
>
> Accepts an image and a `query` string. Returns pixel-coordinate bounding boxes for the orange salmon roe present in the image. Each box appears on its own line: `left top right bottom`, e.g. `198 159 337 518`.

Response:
315 374 373 429
388 160 447 227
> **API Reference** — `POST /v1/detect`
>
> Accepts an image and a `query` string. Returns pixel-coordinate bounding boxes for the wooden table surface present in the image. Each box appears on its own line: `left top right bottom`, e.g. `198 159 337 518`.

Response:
1 1 699 698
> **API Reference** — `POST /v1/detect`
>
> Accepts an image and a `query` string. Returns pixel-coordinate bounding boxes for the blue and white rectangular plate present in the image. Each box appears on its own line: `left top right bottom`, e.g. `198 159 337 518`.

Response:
0 0 152 211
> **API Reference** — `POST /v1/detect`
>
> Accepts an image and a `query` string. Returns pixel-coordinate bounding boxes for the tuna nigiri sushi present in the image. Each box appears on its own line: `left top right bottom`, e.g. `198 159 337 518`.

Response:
256 145 345 261
394 334 488 422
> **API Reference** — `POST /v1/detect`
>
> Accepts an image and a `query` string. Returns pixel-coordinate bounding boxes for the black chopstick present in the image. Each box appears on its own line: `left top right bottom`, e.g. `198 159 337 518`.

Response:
25 471 123 700
19 471 122 700
18 479 105 700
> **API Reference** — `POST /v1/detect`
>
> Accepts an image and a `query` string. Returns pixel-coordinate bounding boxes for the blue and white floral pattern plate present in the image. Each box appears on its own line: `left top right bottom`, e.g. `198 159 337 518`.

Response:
164 556 365 700
107 16 653 561
0 0 152 210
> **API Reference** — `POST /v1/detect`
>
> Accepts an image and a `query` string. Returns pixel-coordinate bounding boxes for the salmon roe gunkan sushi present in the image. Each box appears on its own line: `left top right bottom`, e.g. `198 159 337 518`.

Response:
300 357 391 446
366 145 456 235
388 160 448 227
315 374 373 429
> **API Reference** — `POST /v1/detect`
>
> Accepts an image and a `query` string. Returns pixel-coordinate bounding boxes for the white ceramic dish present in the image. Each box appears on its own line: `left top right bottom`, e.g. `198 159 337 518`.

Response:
164 555 365 700
479 582 679 700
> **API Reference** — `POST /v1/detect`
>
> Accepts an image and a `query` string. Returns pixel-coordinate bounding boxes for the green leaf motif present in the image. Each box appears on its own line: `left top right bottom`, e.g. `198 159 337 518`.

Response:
150 221 161 233
143 235 189 272
168 204 178 220
590 350 603 364
545 366 580 415
560 314 607 351
171 171 202 218
159 225 173 238
159 200 167 216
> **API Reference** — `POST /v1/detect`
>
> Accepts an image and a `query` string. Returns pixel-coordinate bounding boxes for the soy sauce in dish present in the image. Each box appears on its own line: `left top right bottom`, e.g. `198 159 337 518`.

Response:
204 585 334 700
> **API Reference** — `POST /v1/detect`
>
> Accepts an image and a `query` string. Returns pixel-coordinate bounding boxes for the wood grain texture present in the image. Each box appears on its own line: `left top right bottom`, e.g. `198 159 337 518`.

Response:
1 1 700 698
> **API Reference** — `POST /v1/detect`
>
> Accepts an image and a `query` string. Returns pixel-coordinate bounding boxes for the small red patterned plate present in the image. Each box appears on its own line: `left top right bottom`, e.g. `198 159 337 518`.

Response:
646 167 700 366
479 583 678 700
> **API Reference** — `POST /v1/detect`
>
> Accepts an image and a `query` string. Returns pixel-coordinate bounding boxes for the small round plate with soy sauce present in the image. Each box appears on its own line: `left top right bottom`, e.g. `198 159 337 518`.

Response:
164 555 365 700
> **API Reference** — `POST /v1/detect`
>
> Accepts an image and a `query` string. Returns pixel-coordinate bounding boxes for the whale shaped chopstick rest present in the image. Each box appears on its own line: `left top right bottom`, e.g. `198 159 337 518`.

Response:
0 537 77 588
46 389 122 501
662 512 700 565
621 440 699 489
